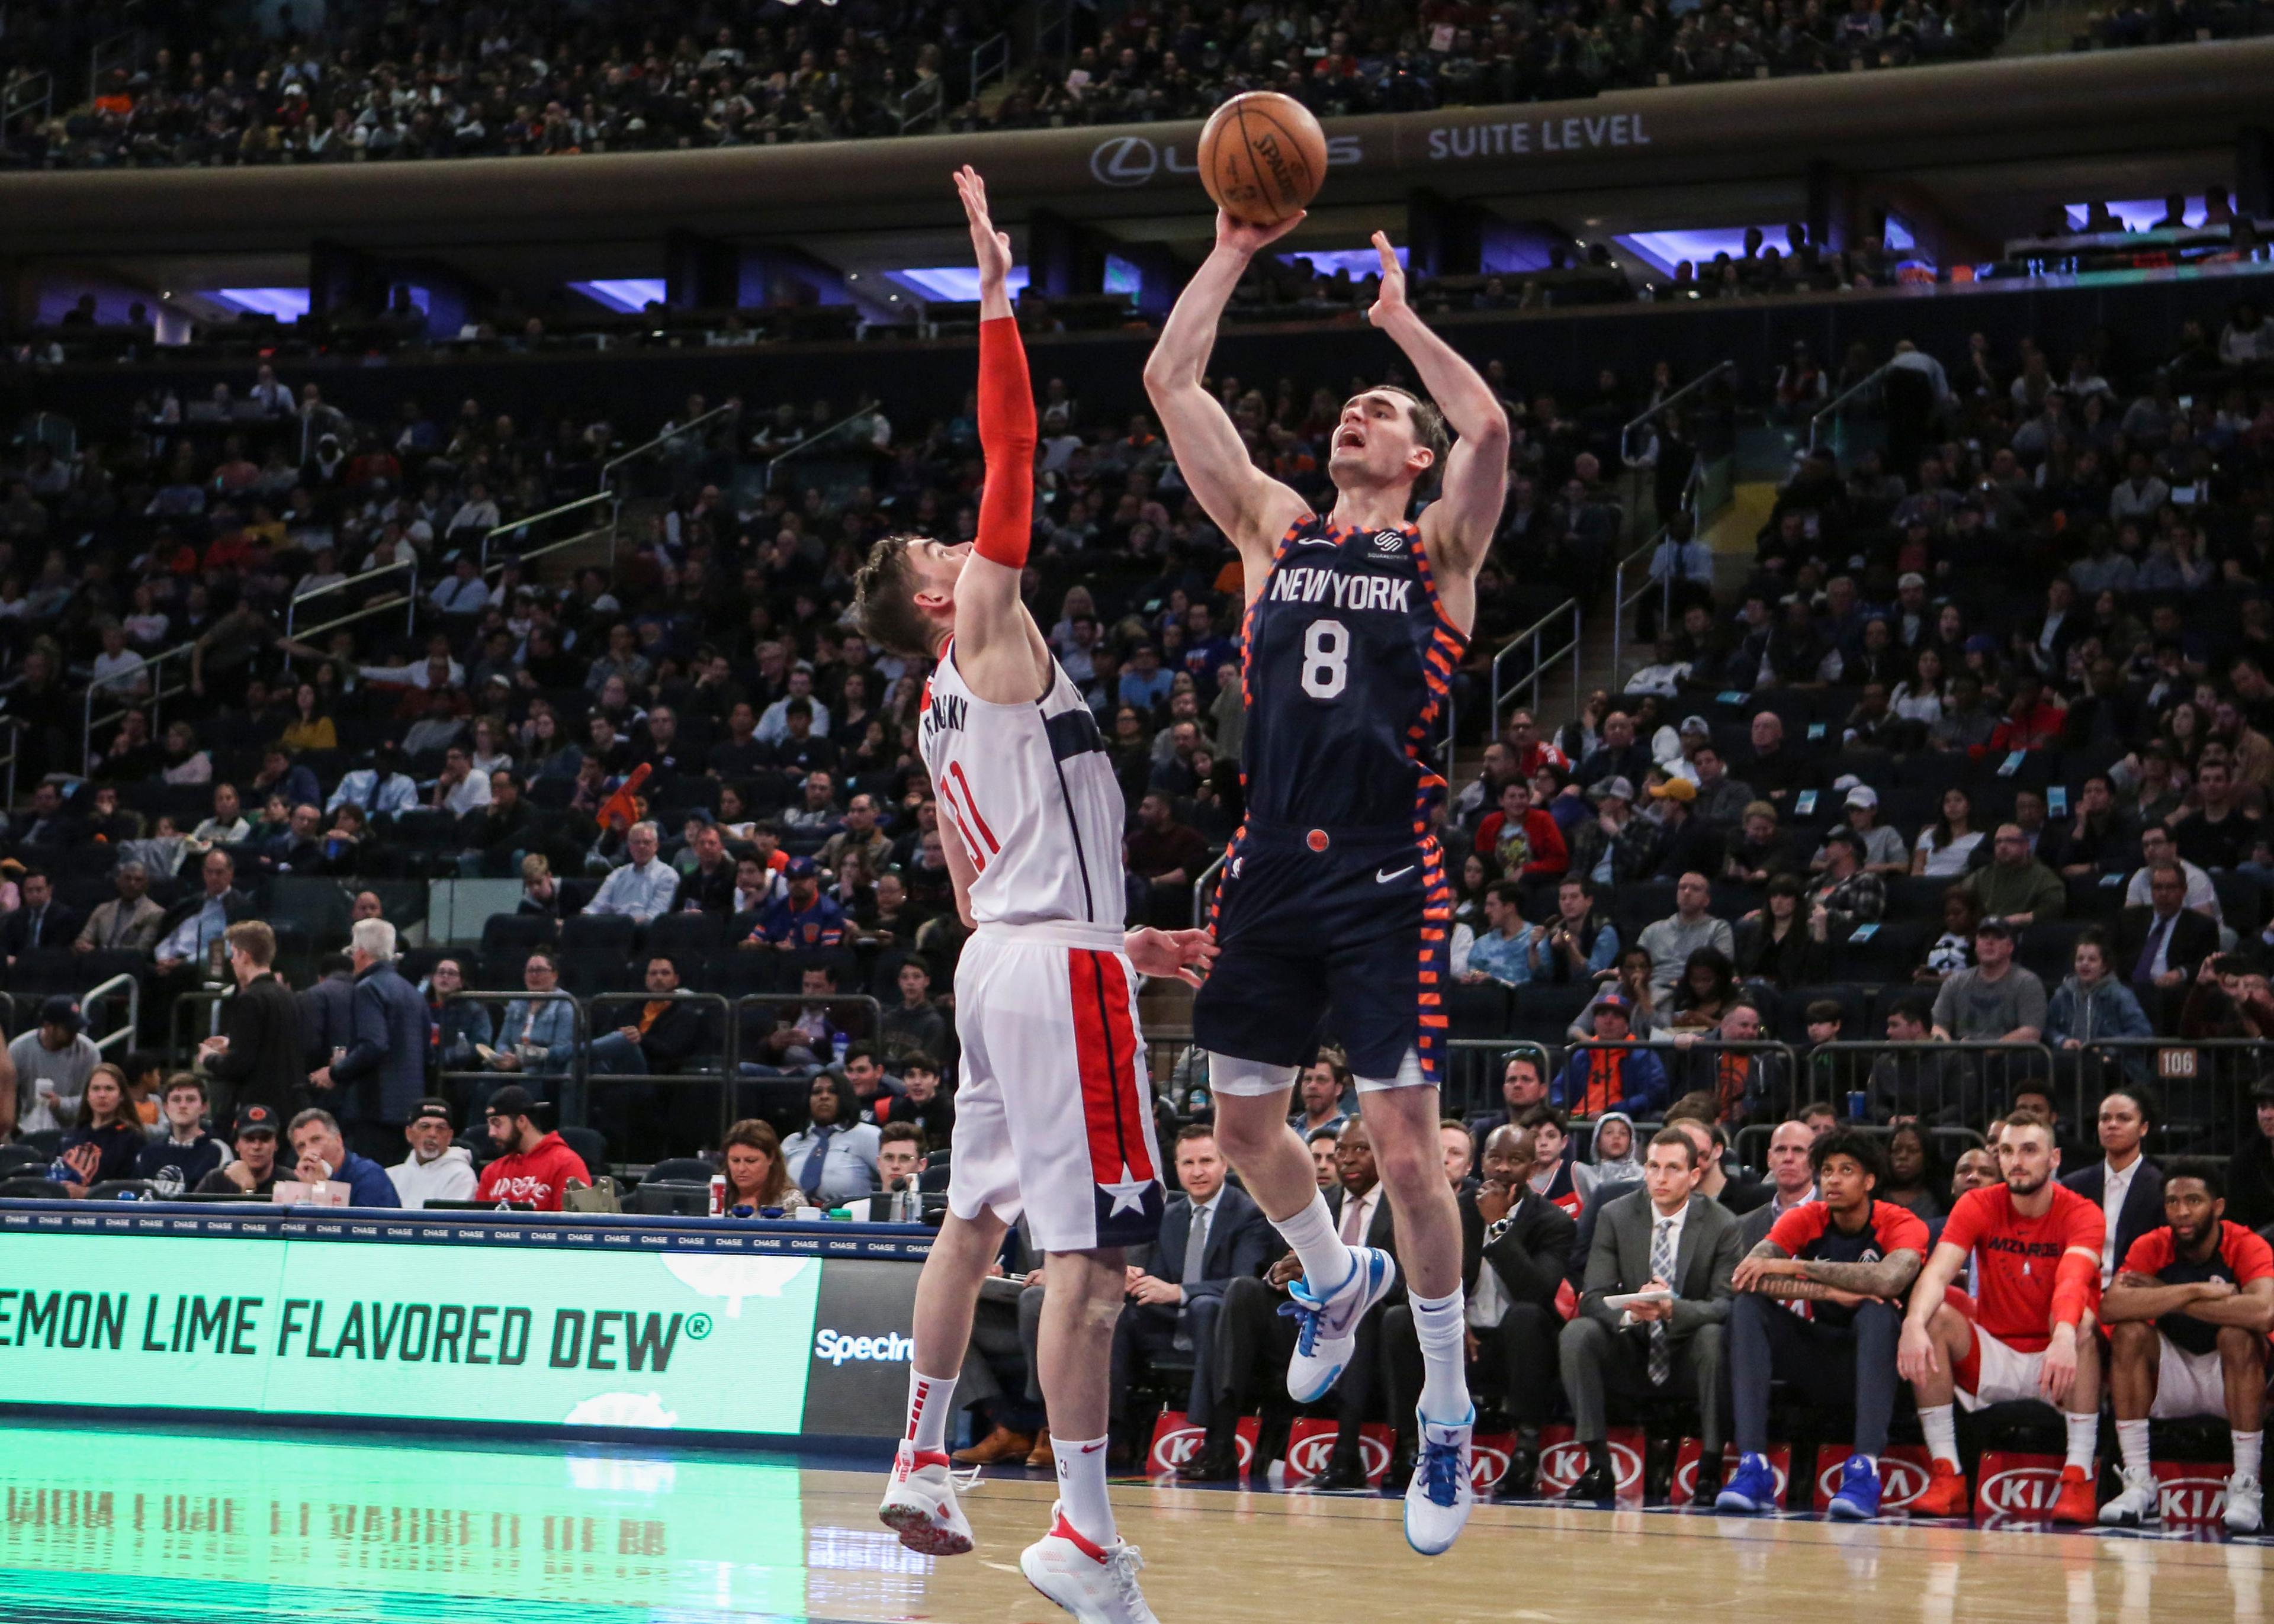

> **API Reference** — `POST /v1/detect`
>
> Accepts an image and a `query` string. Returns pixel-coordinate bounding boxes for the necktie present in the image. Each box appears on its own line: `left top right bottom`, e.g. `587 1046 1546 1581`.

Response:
27 908 40 945
2131 912 2173 986
1647 1216 1676 1385
1341 1191 1365 1244
797 1126 834 1197
1174 1205 1210 1351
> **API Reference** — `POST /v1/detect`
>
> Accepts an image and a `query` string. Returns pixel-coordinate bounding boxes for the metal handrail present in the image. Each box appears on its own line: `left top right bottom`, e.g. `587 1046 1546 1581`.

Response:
0 715 22 810
587 988 737 1146
1441 1038 1556 1119
437 988 591 1131
82 641 194 774
600 400 738 493
1488 599 1582 735
2 69 52 131
480 490 614 575
763 403 882 489
82 972 140 1059
1607 456 1709 690
286 556 416 642
1800 1038 2058 1128
1808 359 1901 455
1561 1037 1802 1128
2077 1037 2272 1156
971 31 1011 99
1190 852 1226 929
895 72 945 134
1618 360 1735 466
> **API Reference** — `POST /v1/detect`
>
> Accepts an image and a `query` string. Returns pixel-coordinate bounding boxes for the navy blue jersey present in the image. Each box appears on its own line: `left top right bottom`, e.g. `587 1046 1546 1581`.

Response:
1238 514 1466 832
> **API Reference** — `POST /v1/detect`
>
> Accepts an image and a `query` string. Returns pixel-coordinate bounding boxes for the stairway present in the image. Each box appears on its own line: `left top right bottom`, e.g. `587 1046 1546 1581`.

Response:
1996 0 2093 58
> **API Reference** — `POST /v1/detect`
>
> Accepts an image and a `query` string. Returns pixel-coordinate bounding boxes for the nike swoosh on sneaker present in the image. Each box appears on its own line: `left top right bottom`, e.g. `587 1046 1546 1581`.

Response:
1376 865 1415 884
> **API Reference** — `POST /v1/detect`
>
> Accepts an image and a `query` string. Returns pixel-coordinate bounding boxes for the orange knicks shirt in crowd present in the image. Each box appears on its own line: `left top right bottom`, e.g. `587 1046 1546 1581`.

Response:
1935 1181 2102 1352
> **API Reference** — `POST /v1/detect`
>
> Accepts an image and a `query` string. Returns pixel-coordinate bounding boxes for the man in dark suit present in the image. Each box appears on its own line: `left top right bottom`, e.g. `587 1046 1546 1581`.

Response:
195 921 309 1121
1197 1118 1399 1487
0 870 80 964
1558 1125 1742 1503
1384 1123 1576 1497
2061 1084 2164 1288
318 918 433 1163
1107 1125 1272 1464
2116 863 2220 1031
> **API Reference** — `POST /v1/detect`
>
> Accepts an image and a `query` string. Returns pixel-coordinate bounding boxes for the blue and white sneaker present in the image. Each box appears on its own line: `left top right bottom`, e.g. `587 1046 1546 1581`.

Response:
1714 1451 1781 1515
1279 1246 1399 1404
1403 1408 1476 1556
1826 1454 1882 1522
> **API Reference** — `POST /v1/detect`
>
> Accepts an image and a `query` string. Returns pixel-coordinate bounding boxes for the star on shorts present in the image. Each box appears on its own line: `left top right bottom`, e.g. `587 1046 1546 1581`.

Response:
1101 1172 1153 1216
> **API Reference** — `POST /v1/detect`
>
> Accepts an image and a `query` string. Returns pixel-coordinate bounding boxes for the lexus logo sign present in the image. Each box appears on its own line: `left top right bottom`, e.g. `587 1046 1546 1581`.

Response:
1089 132 1363 188
1091 136 1169 187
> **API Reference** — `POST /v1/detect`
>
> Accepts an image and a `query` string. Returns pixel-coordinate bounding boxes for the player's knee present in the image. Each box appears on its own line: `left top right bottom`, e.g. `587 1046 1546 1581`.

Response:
2217 1323 2262 1365
1370 1134 1437 1196
2109 1318 2155 1355
1927 1302 1966 1343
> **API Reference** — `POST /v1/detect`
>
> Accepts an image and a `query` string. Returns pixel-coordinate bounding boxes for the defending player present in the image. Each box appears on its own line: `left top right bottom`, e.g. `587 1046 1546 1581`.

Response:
2095 1158 2271 1533
863 167 1215 1624
1143 211 1509 1553
1895 1115 2105 1523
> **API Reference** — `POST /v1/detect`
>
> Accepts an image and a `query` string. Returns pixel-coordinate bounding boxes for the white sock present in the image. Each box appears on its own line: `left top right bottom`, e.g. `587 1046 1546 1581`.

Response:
905 1369 956 1453
1410 1289 1471 1423
2234 1429 2263 1481
1053 1435 1116 1546
2116 1417 2151 1475
2064 1410 2099 1474
1274 1191 1357 1295
1920 1403 1959 1468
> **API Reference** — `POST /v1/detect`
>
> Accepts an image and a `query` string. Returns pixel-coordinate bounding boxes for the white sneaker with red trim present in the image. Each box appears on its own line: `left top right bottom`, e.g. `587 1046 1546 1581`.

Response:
1019 1503 1159 1624
878 1440 974 1556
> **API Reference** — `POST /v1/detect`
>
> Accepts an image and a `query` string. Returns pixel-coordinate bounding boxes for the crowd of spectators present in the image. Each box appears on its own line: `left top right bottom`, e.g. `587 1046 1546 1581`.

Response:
3 272 2274 1523
5 0 2143 173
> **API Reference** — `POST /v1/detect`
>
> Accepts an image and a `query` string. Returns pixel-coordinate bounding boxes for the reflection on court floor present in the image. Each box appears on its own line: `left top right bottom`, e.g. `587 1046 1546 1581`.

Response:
2 1422 2270 1623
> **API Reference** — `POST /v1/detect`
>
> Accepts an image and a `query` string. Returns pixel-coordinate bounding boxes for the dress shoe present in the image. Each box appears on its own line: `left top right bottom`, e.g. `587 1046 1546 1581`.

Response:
952 1425 1035 1467
1180 1443 1240 1482
1494 1445 1539 1500
1024 1429 1055 1470
1563 1461 1617 1503
1311 1451 1371 1491
1383 1439 1417 1495
1690 1450 1726 1506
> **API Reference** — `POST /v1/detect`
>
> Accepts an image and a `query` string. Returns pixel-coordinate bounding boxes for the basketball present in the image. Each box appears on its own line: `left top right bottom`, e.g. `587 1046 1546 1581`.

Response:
1196 91 1328 226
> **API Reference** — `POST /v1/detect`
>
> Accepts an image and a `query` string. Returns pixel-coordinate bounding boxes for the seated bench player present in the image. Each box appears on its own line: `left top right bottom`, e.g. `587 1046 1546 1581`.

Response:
2095 1159 2273 1534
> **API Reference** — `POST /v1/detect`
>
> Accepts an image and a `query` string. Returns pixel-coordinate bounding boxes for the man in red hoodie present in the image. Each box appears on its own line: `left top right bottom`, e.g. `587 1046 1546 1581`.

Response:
474 1085 590 1211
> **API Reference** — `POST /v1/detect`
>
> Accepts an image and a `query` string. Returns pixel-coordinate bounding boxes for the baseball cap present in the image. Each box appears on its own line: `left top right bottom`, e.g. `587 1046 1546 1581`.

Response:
409 1098 454 1127
1897 571 1926 590
1845 784 1879 809
1974 916 2015 940
2251 1076 2274 1104
484 1085 541 1120
233 1103 280 1138
784 856 818 879
37 995 82 1033
1596 990 1631 1013
1649 777 1696 803
1679 715 1712 736
1589 776 1635 805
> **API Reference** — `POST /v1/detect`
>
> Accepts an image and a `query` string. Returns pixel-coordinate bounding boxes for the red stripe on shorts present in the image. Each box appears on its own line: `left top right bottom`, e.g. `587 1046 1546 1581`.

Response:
1069 949 1154 1184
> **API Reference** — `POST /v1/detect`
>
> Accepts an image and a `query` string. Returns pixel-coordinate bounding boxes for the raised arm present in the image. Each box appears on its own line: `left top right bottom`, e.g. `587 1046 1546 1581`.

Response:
1141 210 1311 578
945 166 1055 705
1369 231 1508 597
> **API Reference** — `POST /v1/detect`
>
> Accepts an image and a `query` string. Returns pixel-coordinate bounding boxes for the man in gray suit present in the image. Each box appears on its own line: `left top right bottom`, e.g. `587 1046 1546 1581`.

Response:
1108 1124 1273 1461
1558 1125 1742 1503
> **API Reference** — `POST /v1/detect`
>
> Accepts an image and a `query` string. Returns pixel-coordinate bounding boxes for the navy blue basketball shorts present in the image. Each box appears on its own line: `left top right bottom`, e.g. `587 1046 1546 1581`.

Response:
1190 819 1453 1089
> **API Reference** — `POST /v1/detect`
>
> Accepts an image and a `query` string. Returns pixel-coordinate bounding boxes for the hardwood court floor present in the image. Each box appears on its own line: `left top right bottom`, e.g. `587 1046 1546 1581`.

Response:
0 1421 2267 1623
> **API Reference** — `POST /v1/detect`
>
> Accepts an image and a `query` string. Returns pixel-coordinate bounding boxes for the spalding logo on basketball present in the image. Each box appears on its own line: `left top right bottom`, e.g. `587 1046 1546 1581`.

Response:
1149 1423 1254 1474
1286 1429 1390 1481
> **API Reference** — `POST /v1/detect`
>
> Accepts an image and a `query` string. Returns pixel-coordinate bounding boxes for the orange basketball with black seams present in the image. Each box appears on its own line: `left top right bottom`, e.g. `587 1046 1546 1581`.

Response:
1196 91 1327 225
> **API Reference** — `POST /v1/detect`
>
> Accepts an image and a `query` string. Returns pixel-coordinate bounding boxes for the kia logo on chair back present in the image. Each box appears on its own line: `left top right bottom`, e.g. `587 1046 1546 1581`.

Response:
2154 1473 2229 1525
1148 1423 1254 1473
1816 1453 1929 1506
1977 1460 2065 1516
1286 1429 1389 1480
1539 1438 1642 1493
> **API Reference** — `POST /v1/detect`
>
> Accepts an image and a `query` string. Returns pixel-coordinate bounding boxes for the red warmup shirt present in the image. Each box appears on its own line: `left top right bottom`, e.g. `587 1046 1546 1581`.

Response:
475 1132 590 1212
2119 1221 2274 1356
1475 806 1569 877
1768 1199 1932 1323
1937 1182 2102 1351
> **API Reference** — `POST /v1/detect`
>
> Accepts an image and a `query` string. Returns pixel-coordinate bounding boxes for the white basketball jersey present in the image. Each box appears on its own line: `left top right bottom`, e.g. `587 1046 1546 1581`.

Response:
918 639 1126 930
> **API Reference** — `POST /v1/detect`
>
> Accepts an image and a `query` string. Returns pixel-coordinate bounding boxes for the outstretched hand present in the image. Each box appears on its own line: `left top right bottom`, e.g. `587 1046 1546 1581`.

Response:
953 165 1014 297
1125 925 1220 988
1365 229 1408 327
1215 207 1306 259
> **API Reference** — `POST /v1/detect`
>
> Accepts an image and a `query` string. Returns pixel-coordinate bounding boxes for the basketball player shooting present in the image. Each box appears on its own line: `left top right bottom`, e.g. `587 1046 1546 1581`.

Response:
862 166 1215 1624
1144 210 1509 1553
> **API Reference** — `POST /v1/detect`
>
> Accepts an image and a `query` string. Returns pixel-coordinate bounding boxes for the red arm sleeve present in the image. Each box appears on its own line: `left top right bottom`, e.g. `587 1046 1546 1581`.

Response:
974 316 1036 568
2051 1247 2100 1330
